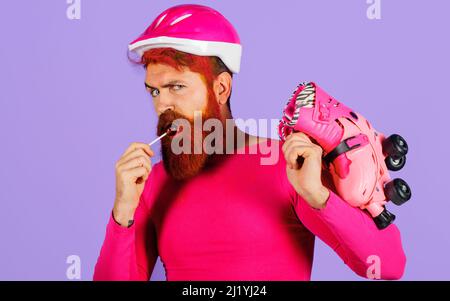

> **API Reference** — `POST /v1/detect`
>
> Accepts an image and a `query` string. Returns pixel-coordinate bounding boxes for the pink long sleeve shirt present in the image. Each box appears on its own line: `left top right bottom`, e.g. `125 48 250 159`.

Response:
93 139 406 281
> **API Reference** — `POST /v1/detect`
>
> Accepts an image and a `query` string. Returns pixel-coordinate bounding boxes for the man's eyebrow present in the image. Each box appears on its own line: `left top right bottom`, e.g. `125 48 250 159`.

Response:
144 80 185 90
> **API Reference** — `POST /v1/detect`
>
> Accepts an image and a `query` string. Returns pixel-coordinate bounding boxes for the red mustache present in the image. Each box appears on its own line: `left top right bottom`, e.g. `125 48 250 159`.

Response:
157 110 191 137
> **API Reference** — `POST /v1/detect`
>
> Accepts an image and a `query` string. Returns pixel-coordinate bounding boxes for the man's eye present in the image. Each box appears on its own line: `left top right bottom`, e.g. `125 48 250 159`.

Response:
151 89 160 97
171 84 185 91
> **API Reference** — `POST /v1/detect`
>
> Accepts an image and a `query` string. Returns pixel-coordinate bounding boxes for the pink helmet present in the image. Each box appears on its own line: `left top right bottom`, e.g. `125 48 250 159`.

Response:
128 4 242 74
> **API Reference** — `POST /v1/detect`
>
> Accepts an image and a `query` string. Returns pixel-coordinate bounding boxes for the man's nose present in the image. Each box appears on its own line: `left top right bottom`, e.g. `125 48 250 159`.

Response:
156 95 175 115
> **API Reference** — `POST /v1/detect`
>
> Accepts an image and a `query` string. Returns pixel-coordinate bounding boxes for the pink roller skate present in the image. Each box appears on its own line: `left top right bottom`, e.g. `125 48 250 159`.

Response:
278 82 411 229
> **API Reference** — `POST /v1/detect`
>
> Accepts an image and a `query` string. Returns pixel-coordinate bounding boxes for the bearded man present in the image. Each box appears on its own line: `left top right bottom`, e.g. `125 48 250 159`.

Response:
93 4 406 281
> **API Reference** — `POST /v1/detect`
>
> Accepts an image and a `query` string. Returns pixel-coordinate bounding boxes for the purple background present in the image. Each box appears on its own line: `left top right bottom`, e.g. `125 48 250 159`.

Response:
1 0 449 280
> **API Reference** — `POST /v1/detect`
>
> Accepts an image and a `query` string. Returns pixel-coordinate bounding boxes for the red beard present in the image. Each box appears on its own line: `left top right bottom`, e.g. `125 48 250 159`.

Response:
156 89 225 181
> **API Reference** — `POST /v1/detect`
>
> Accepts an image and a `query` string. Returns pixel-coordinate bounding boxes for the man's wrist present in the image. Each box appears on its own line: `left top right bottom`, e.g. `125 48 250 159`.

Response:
303 186 330 210
112 207 135 228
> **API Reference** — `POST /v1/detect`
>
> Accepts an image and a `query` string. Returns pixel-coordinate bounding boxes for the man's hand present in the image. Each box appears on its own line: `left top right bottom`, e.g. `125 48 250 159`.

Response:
113 142 154 227
282 132 330 209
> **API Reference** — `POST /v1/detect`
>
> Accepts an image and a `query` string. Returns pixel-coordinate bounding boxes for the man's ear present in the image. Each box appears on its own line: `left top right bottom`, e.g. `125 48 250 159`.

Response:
213 72 232 105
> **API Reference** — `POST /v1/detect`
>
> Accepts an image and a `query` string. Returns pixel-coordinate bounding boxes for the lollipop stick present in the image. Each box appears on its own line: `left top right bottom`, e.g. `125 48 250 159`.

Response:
148 124 179 146
148 132 168 146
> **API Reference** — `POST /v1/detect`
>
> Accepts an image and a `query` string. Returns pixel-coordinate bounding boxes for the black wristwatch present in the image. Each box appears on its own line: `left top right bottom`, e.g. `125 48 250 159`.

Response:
111 210 134 228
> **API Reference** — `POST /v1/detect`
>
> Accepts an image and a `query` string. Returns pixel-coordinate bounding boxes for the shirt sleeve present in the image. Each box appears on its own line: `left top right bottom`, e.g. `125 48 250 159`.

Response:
93 169 159 281
279 162 407 280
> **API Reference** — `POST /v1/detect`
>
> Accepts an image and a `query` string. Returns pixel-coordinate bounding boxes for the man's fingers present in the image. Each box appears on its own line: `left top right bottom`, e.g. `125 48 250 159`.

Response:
283 132 312 154
282 135 297 154
121 142 154 158
117 148 151 167
286 145 309 169
284 141 317 169
297 132 312 142
123 166 149 181
282 139 312 159
285 132 312 143
118 155 152 174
